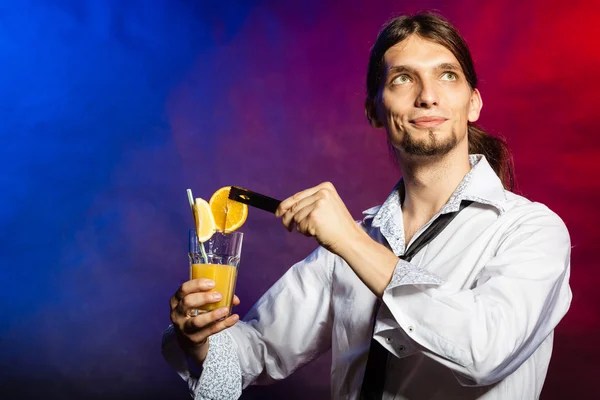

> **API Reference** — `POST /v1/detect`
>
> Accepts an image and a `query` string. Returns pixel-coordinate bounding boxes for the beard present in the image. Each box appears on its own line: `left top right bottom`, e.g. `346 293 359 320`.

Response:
391 128 458 158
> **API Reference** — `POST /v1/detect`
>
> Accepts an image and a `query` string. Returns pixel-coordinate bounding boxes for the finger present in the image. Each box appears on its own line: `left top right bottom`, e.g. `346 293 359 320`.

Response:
171 279 216 312
281 193 320 231
232 295 241 306
276 190 316 219
294 203 318 236
197 313 241 340
170 295 178 311
177 291 224 316
204 313 240 335
174 279 216 302
275 182 329 218
184 306 232 334
180 312 239 347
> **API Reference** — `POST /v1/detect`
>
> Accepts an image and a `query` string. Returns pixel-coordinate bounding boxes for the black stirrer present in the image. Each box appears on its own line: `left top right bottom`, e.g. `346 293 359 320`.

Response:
228 186 282 214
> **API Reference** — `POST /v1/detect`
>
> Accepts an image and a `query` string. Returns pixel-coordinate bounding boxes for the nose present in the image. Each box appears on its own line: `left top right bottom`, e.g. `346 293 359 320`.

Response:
414 79 439 108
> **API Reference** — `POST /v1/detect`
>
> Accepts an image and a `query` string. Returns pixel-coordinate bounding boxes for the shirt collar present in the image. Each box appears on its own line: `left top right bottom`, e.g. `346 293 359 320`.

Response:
364 154 508 227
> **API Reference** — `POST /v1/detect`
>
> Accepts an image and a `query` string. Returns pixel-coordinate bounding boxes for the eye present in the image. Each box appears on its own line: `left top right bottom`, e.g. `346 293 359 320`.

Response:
392 74 411 85
441 72 458 81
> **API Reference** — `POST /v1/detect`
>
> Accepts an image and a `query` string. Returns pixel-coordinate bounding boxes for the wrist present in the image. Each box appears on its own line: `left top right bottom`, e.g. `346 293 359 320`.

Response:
335 224 371 260
188 341 210 371
175 328 210 369
336 225 399 297
186 352 204 377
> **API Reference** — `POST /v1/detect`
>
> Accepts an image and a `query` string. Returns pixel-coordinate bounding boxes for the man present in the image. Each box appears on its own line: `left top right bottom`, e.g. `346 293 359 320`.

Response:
163 12 571 399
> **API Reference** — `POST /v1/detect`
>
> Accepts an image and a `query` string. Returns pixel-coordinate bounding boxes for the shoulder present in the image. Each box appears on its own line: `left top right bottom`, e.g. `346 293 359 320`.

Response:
503 191 568 228
498 191 570 249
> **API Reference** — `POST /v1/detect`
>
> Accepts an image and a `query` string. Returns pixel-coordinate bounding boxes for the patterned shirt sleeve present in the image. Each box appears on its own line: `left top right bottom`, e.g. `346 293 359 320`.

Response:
194 331 242 399
161 325 242 399
386 259 444 290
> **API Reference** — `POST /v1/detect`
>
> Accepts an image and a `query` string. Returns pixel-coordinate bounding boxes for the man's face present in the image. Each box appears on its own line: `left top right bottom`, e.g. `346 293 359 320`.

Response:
371 35 482 159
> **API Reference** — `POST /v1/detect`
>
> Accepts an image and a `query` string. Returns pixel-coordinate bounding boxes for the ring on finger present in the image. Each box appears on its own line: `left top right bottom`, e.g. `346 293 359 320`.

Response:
186 308 206 318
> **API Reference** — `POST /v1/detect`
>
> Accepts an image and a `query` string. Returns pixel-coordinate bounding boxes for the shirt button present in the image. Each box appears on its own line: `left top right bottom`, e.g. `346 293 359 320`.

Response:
385 337 393 343
398 345 406 352
408 326 414 333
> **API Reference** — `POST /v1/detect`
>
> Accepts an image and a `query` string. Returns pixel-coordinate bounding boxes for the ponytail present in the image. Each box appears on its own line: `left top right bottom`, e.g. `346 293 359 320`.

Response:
468 123 515 191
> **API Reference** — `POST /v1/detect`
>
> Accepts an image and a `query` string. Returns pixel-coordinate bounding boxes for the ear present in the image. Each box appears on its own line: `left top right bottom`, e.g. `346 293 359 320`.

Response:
468 88 483 123
365 97 383 128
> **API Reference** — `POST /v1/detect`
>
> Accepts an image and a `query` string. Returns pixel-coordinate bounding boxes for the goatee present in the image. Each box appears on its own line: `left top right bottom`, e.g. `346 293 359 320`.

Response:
397 130 457 157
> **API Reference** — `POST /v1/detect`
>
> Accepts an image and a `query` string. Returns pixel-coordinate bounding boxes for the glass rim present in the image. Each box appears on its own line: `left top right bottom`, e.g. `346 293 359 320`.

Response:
188 228 244 238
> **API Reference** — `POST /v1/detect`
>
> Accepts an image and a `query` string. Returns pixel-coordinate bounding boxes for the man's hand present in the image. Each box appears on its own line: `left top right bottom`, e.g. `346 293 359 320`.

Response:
169 279 241 366
275 181 364 256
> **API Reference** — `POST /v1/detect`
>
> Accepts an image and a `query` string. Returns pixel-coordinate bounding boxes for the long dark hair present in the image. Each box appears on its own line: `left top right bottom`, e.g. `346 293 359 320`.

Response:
366 12 515 191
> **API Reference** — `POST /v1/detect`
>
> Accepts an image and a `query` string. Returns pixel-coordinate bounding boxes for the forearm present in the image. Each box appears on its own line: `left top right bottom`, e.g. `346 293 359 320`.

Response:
336 226 399 297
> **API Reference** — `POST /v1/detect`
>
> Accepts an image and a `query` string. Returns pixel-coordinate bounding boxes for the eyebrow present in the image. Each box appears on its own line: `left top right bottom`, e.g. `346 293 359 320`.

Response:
387 62 462 76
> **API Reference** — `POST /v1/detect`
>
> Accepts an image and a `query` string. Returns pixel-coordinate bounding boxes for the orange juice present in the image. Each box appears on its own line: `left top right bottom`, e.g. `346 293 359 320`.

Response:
191 263 237 312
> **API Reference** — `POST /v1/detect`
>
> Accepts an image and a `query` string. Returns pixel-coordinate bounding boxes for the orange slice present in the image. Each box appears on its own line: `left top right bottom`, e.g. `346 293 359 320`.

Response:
193 197 216 242
209 186 248 232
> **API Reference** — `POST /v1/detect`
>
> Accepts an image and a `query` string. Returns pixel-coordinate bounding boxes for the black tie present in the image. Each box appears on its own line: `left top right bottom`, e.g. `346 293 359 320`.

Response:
359 200 472 399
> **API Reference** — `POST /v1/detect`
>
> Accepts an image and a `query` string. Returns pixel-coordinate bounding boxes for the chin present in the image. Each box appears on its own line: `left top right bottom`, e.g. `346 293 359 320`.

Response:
401 132 458 157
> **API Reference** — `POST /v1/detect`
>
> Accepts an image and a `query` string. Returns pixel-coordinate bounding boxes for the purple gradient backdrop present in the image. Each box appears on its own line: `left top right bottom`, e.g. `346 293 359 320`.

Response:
1 1 599 399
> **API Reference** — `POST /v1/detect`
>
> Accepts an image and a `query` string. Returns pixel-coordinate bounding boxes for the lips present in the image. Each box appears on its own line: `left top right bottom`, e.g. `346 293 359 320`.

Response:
410 116 448 128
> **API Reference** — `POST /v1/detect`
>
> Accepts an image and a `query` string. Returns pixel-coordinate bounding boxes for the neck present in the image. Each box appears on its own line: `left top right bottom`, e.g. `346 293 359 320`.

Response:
397 147 471 222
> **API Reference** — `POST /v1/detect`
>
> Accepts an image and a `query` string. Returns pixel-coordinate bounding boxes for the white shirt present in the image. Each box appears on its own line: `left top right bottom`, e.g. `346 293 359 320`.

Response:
162 155 572 399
